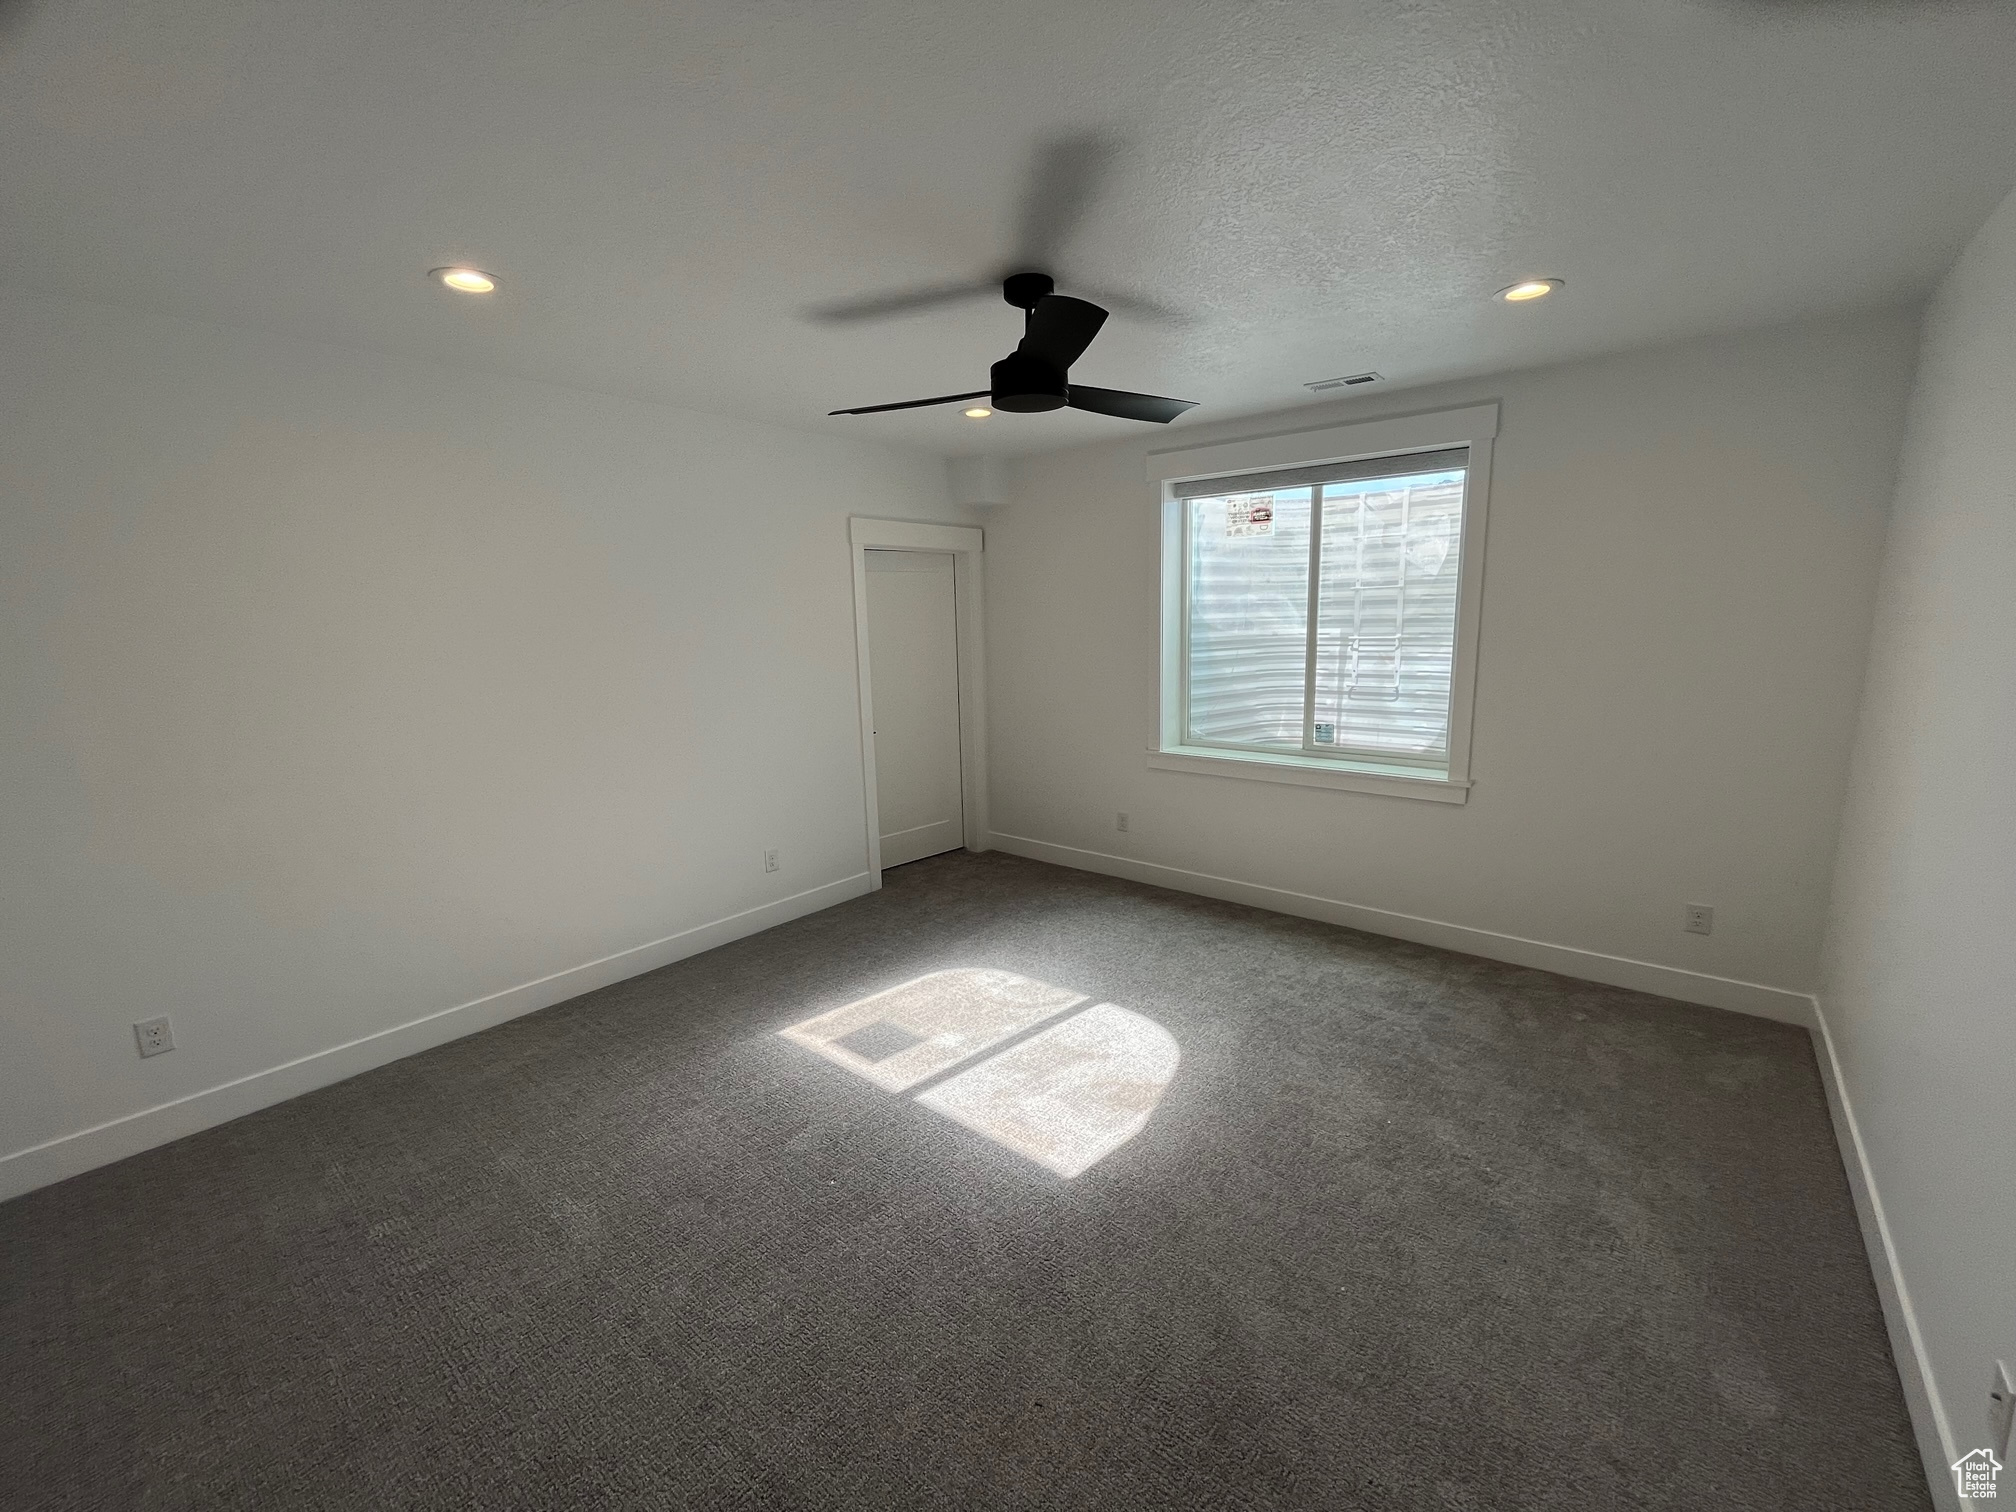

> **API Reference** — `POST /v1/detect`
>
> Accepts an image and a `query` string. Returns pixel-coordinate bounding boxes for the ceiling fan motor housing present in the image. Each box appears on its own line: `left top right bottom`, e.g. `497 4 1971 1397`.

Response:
989 352 1067 411
1002 271 1056 310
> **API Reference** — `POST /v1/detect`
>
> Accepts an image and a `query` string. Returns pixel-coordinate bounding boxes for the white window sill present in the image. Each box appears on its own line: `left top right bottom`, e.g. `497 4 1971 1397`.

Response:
1145 746 1472 804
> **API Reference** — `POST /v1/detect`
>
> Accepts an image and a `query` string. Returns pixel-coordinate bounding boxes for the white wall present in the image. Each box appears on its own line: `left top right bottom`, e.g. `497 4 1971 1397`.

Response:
1817 186 2016 1497
984 310 1919 1010
0 287 968 1196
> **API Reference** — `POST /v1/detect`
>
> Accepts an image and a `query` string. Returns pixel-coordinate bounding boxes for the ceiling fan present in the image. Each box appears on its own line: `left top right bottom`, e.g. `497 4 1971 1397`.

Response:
828 271 1197 423
809 132 1180 326
817 132 1196 424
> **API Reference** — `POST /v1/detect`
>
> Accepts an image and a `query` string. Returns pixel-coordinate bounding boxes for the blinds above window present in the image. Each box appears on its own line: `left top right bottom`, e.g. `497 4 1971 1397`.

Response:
1170 446 1469 501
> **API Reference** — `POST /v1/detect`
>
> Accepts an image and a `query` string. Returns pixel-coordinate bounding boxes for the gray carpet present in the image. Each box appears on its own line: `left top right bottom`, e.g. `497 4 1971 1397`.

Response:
1 852 1928 1510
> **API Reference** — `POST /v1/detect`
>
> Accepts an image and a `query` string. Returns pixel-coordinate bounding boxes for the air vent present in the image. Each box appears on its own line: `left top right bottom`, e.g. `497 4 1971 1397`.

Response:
1304 372 1382 392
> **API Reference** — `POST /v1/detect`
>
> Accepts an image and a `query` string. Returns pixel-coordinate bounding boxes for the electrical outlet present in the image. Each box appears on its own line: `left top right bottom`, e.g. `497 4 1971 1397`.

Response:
1116 812 1130 834
1683 903 1714 936
763 848 779 874
134 1017 174 1058
1991 1359 2014 1458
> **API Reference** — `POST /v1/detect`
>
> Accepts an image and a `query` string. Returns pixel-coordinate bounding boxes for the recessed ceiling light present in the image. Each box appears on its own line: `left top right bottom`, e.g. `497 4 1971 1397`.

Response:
963 407 993 419
1495 277 1562 303
428 266 498 294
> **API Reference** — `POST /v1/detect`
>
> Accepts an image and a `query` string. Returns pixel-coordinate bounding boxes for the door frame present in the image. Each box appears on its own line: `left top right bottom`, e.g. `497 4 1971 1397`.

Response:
849 517 989 887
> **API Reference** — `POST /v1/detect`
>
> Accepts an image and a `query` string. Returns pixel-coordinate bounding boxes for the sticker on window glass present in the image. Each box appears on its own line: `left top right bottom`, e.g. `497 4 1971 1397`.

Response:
1225 495 1274 537
1313 722 1335 744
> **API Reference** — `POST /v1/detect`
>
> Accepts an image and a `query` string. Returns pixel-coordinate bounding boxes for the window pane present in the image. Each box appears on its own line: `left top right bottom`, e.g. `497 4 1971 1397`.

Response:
1312 470 1464 763
1186 488 1312 748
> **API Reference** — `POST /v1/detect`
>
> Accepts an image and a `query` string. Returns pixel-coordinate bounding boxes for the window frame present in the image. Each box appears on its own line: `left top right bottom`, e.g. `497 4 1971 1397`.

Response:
1149 403 1497 804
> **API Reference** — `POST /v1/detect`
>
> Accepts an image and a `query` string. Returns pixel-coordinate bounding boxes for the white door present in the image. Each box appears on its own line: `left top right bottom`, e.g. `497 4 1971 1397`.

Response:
866 550 964 868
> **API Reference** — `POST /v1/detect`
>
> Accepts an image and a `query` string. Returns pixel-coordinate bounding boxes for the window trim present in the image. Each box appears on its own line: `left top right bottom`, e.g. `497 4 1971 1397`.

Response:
1149 403 1497 803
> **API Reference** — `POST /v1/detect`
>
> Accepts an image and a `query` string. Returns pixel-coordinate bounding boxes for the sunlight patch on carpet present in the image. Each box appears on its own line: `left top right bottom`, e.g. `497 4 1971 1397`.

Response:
779 971 1178 1177
913 1003 1179 1177
778 968 1087 1092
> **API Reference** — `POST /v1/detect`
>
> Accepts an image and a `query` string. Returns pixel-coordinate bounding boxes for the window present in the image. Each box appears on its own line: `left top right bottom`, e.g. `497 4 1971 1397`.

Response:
1152 406 1494 801
1183 449 1466 765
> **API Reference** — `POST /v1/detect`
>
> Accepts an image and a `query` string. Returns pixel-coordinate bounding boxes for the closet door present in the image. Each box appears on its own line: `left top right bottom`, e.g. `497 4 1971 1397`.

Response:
865 550 963 867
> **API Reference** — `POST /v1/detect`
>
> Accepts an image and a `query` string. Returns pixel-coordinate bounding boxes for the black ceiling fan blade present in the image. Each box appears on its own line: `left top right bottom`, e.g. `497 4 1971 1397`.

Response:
807 281 998 324
1013 131 1120 269
1067 385 1197 424
829 389 992 417
1074 281 1189 328
1019 295 1108 371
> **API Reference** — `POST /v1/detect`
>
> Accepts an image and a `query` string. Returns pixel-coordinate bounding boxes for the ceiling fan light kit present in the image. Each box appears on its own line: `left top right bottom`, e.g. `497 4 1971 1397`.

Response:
829 271 1198 425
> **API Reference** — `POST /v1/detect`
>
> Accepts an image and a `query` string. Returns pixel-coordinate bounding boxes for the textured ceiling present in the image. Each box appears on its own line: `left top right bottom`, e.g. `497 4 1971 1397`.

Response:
4 0 2014 457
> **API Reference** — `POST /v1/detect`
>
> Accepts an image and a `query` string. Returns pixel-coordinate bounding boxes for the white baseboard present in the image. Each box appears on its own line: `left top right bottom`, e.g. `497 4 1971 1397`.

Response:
0 872 872 1203
1810 997 1959 1511
991 833 1816 1024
